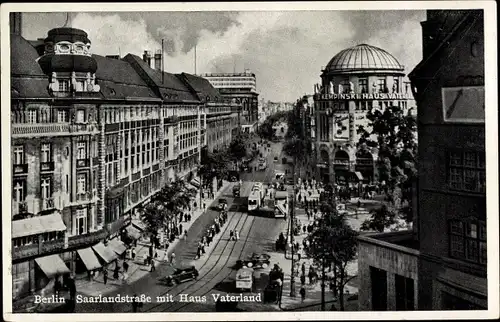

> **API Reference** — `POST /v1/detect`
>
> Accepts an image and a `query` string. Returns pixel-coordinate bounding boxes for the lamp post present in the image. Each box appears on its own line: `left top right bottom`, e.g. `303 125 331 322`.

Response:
289 157 296 298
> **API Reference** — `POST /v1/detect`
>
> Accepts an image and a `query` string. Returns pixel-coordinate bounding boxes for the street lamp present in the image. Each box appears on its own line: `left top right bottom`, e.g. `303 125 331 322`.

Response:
289 157 296 298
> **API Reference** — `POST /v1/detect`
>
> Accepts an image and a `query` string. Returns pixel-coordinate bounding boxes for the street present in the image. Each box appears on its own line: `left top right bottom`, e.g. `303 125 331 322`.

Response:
76 140 289 313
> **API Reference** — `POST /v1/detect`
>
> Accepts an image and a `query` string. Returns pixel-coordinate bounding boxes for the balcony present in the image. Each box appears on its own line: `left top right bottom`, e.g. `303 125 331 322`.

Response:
69 123 99 134
68 229 108 248
40 161 55 172
334 159 350 166
76 159 90 168
40 198 55 211
11 123 71 138
11 243 39 261
12 201 28 217
13 164 28 176
74 192 93 204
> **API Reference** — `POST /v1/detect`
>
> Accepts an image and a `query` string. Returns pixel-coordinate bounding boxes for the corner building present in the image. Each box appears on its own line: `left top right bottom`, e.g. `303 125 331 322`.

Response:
312 44 416 185
10 25 233 299
356 10 486 311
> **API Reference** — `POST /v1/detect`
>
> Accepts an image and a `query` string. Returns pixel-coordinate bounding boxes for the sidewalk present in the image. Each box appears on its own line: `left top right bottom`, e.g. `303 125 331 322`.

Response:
75 180 231 297
275 194 359 311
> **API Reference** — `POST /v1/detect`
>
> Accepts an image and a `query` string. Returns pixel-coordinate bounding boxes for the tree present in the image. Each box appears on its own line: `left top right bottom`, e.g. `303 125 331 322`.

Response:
199 150 231 185
228 135 247 168
357 104 417 194
306 197 358 311
139 201 169 239
256 110 290 141
357 104 417 224
360 204 397 233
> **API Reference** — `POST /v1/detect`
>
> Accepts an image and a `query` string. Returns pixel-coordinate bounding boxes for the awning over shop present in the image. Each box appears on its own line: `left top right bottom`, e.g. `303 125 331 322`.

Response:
92 242 118 263
190 177 200 189
132 219 145 232
12 213 67 239
353 171 364 181
108 238 127 255
77 248 102 271
126 225 142 240
34 254 70 278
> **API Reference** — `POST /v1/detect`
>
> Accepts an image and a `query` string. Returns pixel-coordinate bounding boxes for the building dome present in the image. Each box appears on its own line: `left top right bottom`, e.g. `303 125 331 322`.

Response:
325 44 404 74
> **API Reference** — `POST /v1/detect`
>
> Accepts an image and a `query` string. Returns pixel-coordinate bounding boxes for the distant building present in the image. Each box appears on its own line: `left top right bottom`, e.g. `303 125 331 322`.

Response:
311 44 416 185
201 70 259 133
357 10 486 311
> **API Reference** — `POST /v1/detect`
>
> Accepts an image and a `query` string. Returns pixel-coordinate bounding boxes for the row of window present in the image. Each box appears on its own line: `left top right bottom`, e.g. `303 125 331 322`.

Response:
448 151 486 193
449 219 486 264
337 76 406 94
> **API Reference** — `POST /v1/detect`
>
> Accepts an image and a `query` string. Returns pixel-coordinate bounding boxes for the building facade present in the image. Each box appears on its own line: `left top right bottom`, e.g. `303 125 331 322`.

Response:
357 10 486 311
178 73 240 154
201 71 259 132
9 25 227 299
312 44 416 185
409 10 486 310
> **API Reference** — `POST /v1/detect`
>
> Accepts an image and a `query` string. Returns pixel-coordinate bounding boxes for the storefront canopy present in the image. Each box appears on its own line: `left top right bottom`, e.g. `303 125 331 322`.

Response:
126 225 141 240
132 219 145 232
92 242 118 263
108 239 127 255
352 171 364 181
190 177 200 189
12 213 67 239
77 247 102 271
35 254 70 278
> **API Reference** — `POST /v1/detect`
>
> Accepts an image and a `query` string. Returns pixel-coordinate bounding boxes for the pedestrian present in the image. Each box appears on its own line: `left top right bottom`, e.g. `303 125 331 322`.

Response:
300 274 306 286
235 229 240 240
300 287 306 303
303 225 307 234
194 201 197 209
196 247 201 259
301 262 306 276
113 264 120 280
230 230 234 241
150 260 155 272
298 194 302 203
103 269 108 285
184 230 188 239
123 261 129 273
132 247 136 260
132 294 139 312
170 252 176 265
203 202 206 210
179 223 183 236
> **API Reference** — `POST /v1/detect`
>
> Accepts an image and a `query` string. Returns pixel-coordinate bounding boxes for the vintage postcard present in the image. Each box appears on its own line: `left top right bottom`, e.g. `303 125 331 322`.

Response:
1 1 498 321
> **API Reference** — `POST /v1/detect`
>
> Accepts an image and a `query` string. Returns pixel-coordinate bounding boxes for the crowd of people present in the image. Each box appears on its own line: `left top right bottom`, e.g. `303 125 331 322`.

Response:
195 210 229 260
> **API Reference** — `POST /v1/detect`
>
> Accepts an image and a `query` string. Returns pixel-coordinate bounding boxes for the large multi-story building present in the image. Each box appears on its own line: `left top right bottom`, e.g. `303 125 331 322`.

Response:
201 70 259 133
311 44 416 185
9 22 234 299
357 10 486 311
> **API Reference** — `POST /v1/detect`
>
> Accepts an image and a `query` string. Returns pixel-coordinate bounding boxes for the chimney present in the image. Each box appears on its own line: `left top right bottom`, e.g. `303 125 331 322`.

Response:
10 12 22 36
143 50 153 68
154 49 162 70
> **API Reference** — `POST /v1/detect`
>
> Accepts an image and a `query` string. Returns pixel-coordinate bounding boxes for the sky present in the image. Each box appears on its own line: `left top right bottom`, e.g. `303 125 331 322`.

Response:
21 10 426 102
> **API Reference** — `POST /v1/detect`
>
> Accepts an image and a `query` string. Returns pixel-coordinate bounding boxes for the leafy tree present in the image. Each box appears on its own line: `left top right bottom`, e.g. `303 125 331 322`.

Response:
357 103 417 225
357 104 417 194
256 110 290 141
306 198 358 311
360 204 397 233
139 201 168 238
228 134 248 168
199 150 231 185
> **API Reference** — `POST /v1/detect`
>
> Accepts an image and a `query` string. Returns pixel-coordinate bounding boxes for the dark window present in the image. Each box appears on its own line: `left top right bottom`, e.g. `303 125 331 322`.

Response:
370 267 387 311
359 78 368 93
395 274 415 310
448 151 485 193
449 219 487 264
441 291 484 310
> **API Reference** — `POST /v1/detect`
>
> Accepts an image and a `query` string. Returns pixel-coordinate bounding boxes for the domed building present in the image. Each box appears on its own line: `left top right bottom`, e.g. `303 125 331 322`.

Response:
311 44 416 185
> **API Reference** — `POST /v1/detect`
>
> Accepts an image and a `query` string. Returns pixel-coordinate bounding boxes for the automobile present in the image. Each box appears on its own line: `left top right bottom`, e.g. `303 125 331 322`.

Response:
238 253 271 269
235 267 255 292
161 265 199 285
217 198 228 211
273 156 278 163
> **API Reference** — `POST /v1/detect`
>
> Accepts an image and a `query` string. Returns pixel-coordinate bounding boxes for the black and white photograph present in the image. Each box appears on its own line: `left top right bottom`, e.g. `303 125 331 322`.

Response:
1 2 498 320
